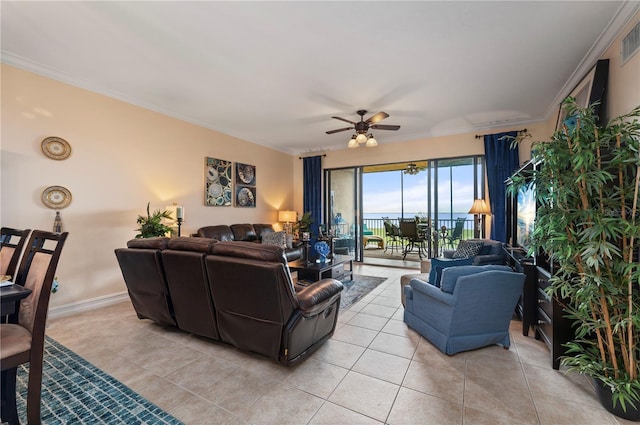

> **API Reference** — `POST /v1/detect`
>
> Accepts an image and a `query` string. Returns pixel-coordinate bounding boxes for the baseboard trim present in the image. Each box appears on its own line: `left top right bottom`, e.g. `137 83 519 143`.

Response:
49 291 129 319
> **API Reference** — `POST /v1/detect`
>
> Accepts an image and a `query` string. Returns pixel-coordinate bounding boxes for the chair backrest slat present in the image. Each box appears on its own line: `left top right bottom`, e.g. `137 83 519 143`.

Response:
14 231 68 333
0 227 31 278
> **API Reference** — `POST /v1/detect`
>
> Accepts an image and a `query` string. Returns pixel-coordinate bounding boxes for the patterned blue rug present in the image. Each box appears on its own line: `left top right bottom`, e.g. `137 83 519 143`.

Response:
14 336 183 424
339 275 387 311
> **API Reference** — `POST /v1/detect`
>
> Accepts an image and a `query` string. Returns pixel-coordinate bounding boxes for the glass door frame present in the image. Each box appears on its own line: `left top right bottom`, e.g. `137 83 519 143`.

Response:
324 167 363 262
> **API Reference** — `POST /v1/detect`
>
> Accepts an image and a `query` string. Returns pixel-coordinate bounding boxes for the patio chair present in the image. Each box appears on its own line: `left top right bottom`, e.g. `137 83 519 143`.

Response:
383 219 403 254
400 219 426 260
444 218 466 249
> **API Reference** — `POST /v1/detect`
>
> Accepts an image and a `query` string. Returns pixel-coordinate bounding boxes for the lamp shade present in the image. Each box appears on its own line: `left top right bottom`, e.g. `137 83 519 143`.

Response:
468 199 491 215
278 210 297 223
365 135 377 147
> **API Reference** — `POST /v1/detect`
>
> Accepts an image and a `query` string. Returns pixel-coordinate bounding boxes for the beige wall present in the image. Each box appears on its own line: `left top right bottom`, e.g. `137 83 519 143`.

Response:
1 64 294 311
602 11 640 120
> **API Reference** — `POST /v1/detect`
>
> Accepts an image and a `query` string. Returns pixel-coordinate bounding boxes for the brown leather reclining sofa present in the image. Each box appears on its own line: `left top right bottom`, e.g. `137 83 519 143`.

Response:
114 237 343 366
195 223 302 261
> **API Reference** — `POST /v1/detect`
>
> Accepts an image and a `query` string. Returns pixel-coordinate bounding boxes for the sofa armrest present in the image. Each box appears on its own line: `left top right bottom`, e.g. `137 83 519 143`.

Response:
296 279 344 316
410 278 455 306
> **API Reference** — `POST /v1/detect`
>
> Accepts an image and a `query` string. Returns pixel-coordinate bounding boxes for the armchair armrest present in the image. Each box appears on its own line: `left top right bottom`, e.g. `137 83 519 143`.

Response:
410 278 455 306
473 254 505 266
296 278 343 316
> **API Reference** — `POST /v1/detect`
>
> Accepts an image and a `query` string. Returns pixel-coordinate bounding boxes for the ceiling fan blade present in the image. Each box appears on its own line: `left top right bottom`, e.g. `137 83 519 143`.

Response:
326 127 353 135
371 124 400 131
365 111 389 124
331 116 356 125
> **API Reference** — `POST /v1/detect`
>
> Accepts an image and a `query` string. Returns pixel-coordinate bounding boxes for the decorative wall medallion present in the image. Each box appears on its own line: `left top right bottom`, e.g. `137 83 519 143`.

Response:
205 157 232 206
41 137 72 160
236 162 256 186
235 186 256 208
41 186 72 209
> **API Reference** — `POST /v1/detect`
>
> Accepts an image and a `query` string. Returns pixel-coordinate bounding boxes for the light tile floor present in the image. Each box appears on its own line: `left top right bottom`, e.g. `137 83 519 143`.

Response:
46 264 631 425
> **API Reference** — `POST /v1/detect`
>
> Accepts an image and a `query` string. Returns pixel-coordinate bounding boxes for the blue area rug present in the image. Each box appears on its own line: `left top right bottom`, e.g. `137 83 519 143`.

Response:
339 275 387 311
14 336 183 424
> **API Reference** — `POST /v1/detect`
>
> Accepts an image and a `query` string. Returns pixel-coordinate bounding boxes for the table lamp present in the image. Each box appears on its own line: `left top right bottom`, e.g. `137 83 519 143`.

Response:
278 210 297 235
468 199 491 238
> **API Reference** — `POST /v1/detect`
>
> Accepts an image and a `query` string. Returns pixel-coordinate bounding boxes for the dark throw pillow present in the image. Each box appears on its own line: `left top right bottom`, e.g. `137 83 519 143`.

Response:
452 240 484 259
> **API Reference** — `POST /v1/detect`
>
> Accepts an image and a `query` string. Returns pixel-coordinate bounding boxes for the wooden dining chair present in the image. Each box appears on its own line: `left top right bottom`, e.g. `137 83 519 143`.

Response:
1 230 68 425
0 228 31 278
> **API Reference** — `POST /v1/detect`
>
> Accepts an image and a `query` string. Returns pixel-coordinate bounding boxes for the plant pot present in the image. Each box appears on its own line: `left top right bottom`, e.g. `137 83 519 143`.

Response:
594 379 640 421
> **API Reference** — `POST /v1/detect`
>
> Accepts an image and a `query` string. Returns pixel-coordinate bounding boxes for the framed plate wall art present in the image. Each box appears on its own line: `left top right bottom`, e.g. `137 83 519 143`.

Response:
41 186 72 209
41 136 72 160
235 162 256 208
205 157 232 206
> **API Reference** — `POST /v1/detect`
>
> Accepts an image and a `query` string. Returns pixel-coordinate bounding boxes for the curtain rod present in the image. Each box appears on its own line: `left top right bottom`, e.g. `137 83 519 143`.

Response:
298 154 327 159
474 128 527 139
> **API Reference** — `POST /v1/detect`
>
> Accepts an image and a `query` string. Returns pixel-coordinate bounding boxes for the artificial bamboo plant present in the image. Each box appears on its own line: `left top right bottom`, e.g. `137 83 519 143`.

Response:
510 99 640 410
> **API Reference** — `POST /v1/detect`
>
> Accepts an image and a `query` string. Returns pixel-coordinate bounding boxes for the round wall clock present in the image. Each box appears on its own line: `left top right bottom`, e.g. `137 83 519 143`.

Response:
41 186 72 209
41 137 72 160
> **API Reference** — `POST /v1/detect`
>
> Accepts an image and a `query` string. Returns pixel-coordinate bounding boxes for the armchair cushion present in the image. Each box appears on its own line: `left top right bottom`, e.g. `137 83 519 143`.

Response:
440 264 512 294
428 257 474 287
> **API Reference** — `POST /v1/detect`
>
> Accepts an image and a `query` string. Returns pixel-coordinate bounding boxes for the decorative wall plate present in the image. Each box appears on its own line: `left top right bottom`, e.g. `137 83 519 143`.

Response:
236 163 256 185
41 137 71 160
235 186 256 207
41 186 72 209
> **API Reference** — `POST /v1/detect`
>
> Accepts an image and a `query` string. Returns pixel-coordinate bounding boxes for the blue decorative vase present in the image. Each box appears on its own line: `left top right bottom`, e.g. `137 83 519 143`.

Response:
314 241 330 263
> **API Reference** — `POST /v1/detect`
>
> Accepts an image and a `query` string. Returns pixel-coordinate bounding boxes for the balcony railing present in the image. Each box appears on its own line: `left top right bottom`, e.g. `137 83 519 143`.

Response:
362 216 474 258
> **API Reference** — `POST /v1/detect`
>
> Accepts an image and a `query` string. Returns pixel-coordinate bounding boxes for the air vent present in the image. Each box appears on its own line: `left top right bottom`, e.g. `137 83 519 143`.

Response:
621 20 640 65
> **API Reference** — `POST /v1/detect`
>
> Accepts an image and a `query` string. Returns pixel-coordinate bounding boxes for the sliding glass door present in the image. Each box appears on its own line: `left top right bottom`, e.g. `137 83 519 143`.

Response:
323 156 484 264
324 167 362 261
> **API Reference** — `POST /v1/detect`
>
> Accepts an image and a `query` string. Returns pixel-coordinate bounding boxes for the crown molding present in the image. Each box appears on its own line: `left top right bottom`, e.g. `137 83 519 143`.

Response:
543 1 640 122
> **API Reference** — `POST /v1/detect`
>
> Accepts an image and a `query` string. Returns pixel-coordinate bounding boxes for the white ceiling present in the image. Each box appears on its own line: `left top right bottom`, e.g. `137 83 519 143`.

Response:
2 1 638 155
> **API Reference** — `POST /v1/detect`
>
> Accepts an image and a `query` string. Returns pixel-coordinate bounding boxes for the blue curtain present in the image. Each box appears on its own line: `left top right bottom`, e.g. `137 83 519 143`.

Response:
303 156 322 242
484 131 519 242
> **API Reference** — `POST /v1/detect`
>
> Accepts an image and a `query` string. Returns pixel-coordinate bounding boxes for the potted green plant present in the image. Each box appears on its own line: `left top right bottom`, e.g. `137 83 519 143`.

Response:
509 99 640 419
294 211 313 236
135 202 174 238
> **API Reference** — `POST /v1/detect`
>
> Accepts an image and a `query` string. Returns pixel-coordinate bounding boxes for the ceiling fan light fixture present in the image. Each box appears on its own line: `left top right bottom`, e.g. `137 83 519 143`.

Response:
365 134 377 147
404 163 420 175
329 110 399 149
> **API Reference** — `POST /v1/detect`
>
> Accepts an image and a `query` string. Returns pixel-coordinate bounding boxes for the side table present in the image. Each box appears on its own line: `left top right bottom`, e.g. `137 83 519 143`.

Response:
400 259 432 307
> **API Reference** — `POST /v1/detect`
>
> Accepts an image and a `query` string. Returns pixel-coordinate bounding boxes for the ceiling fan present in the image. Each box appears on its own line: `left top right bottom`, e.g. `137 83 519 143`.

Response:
327 109 401 148
326 109 401 135
404 162 426 175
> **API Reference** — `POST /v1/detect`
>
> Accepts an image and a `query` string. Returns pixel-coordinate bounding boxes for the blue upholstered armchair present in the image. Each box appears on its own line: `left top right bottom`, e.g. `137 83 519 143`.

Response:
403 265 525 355
442 238 505 266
